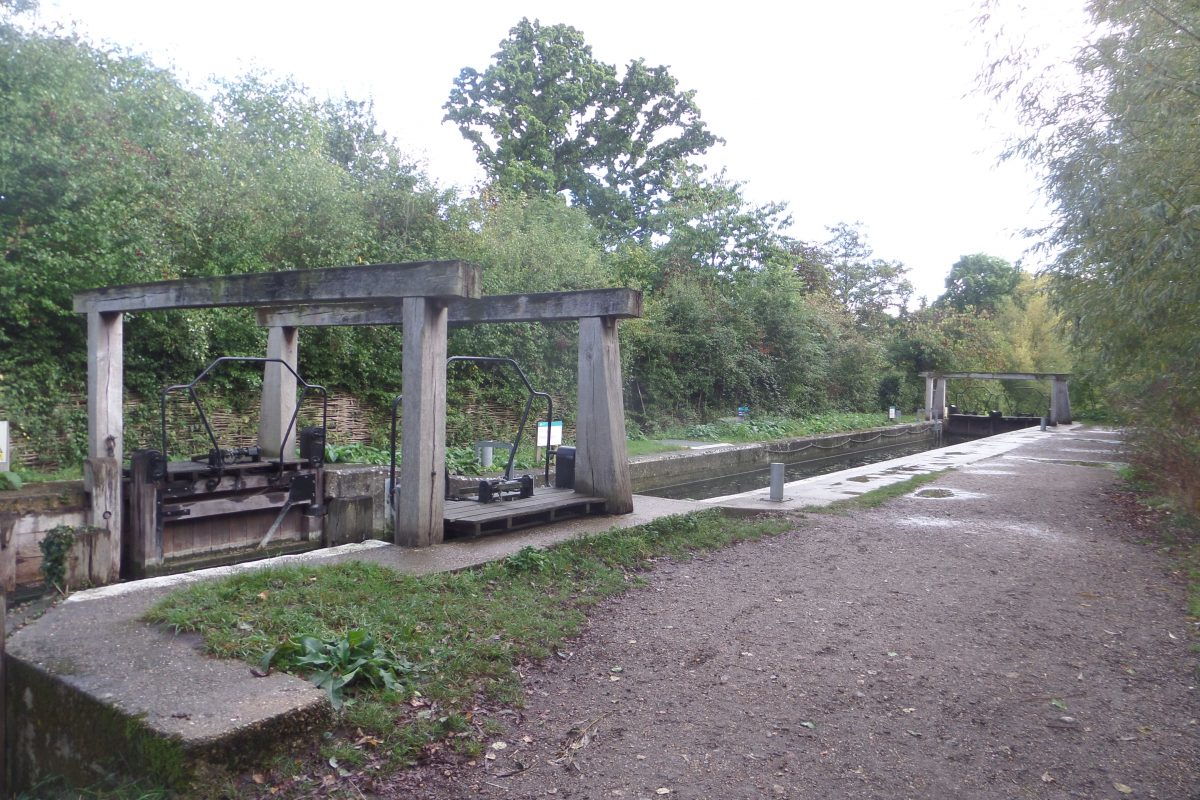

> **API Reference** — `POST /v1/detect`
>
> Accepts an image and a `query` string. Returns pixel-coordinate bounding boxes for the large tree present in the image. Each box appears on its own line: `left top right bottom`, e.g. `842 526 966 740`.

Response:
938 253 1021 311
819 223 913 325
444 18 718 241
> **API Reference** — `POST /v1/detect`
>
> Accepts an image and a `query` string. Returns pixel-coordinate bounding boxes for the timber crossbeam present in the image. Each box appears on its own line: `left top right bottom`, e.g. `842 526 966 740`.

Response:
73 261 481 313
255 288 643 328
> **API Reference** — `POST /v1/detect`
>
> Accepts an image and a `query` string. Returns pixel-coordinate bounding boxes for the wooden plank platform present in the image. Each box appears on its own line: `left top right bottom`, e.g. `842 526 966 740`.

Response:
444 488 607 537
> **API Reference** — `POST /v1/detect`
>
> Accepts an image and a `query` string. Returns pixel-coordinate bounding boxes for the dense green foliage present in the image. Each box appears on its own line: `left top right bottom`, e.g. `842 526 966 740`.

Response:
0 15 1075 472
989 0 1200 512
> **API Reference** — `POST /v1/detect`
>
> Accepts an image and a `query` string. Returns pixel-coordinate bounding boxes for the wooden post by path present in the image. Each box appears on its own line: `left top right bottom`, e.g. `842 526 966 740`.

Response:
924 376 935 421
396 298 448 547
931 377 947 421
259 326 299 459
1051 377 1072 425
576 316 633 514
86 310 122 583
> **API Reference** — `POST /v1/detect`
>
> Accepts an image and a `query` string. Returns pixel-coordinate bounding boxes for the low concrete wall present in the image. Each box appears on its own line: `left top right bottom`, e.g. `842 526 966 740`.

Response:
629 422 935 493
947 414 1042 437
324 464 390 536
0 481 88 594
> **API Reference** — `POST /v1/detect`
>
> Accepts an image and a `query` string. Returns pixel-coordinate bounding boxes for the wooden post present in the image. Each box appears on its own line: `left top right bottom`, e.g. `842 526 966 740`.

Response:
395 298 448 547
931 377 947 421
128 450 162 575
259 326 299 459
1050 377 1072 425
86 310 122 582
576 316 633 514
923 376 935 421
0 513 14 593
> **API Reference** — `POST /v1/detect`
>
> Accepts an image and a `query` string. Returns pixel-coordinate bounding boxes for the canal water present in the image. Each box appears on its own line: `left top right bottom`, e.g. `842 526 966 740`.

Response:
640 434 976 501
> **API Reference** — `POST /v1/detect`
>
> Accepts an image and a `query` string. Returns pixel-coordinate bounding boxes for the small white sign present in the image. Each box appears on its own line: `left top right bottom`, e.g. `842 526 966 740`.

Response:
536 420 563 447
0 420 8 470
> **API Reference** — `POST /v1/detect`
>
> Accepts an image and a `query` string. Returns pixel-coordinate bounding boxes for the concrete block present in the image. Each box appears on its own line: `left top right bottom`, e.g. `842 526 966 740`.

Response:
325 496 374 546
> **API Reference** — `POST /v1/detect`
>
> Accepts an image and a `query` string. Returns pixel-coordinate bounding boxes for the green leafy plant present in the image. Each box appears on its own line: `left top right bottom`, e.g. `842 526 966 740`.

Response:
39 524 76 592
445 445 483 475
0 471 22 491
504 545 550 573
323 443 392 465
259 629 417 709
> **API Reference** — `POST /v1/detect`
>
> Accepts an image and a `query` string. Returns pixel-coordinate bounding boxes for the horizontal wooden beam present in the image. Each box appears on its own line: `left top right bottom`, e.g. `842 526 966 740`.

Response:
255 288 643 328
73 261 481 313
919 371 1070 381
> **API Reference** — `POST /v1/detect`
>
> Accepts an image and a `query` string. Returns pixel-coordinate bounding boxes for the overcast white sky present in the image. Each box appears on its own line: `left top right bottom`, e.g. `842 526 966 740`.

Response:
35 0 1093 301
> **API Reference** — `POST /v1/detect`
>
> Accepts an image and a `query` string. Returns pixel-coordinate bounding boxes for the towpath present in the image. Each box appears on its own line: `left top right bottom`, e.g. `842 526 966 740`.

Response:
385 427 1200 799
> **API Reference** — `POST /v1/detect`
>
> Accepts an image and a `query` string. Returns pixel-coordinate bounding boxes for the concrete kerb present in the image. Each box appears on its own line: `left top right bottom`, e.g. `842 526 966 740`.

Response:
702 425 1076 512
4 494 708 791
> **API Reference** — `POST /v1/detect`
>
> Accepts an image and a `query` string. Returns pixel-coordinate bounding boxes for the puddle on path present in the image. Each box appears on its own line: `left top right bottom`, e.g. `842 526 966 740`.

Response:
894 515 1062 542
895 515 956 528
910 488 987 500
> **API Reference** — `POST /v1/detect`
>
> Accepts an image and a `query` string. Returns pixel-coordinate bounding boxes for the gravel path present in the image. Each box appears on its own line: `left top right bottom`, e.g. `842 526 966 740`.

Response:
383 430 1199 800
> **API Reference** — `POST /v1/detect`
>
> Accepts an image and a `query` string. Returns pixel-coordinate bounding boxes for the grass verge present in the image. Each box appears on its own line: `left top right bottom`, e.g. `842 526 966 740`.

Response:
626 439 686 457
15 778 169 800
142 510 790 796
1117 465 1200 618
661 412 896 444
805 469 952 514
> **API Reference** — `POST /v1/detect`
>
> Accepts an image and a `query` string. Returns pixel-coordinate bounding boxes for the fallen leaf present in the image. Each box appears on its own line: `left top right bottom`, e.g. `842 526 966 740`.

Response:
492 741 508 750
902 707 915 714
251 773 266 785
610 675 621 682
485 752 497 761
799 721 815 729
1114 783 1133 794
522 735 533 743
611 666 623 673
656 790 671 795
887 651 899 657
257 591 269 601
1050 699 1068 711
1041 772 1054 783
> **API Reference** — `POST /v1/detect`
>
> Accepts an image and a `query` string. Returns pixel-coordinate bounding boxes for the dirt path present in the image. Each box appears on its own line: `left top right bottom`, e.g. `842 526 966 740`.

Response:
383 431 1199 800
